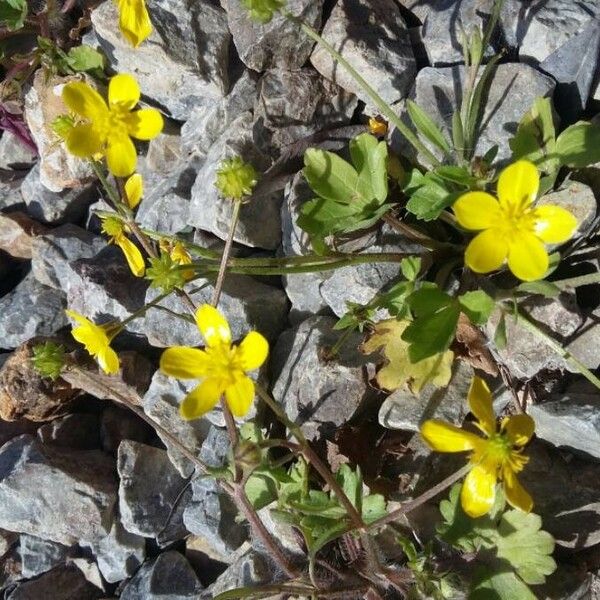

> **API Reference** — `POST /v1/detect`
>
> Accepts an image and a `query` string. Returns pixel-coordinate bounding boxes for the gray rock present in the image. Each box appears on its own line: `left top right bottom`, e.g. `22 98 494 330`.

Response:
281 172 329 320
91 0 230 120
21 164 96 225
87 520 145 584
378 361 474 432
120 551 203 600
0 434 117 545
0 131 36 170
529 391 600 460
37 413 101 450
100 404 152 455
6 565 102 599
537 181 597 237
24 71 95 192
395 63 555 165
225 0 322 71
66 246 148 329
311 0 416 105
566 308 600 371
208 549 272 597
188 112 282 249
0 211 48 259
135 164 197 235
0 273 67 349
486 293 582 379
0 173 24 212
118 440 189 542
271 316 375 440
141 274 288 347
513 0 600 65
520 440 600 549
254 67 357 156
19 534 70 578
539 18 600 120
319 261 400 318
30 224 106 290
183 427 247 560
142 371 212 477
181 70 257 159
146 130 184 175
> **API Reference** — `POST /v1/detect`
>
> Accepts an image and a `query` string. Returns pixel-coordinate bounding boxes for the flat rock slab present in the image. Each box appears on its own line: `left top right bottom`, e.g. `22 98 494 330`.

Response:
0 434 117 545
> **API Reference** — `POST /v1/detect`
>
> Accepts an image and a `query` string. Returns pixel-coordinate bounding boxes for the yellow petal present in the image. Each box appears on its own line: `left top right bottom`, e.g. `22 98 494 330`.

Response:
108 73 140 110
126 109 164 140
237 331 269 371
468 376 496 437
65 309 93 327
420 420 484 453
461 461 497 518
106 134 137 177
179 379 224 420
195 304 231 347
452 192 501 230
98 346 120 374
497 160 539 211
124 173 143 209
65 124 104 158
225 376 255 417
117 0 153 48
534 205 578 243
62 81 108 119
507 232 548 281
464 228 508 273
503 467 533 513
116 235 145 277
159 347 210 379
502 414 535 446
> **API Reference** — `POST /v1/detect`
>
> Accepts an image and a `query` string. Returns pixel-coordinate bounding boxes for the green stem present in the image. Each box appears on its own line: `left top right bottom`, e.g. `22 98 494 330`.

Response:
212 199 242 306
119 290 172 327
90 161 122 209
514 307 600 390
286 12 440 167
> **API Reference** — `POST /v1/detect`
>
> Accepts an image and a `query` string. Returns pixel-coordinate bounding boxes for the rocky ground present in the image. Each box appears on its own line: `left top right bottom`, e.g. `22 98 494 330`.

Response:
1 0 600 598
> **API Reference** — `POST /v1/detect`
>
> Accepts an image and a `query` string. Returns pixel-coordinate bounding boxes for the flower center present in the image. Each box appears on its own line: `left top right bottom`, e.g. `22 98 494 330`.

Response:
483 433 529 475
205 343 244 385
96 105 130 140
497 199 539 241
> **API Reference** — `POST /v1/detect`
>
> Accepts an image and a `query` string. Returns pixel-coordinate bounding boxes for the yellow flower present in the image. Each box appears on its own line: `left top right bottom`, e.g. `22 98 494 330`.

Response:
452 160 577 281
65 310 121 374
160 304 269 420
124 173 143 209
62 73 163 177
420 376 534 518
101 216 145 277
115 0 152 48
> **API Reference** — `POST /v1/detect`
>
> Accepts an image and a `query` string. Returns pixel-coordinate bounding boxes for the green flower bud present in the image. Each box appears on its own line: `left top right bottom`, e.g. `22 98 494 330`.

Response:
32 341 65 380
240 0 286 23
51 115 75 139
215 156 258 200
146 251 189 293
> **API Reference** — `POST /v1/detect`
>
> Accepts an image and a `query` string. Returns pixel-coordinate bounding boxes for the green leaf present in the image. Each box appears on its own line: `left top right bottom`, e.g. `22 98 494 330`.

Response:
459 290 495 325
349 133 388 202
494 510 556 585
66 45 105 72
406 99 452 156
434 165 479 187
297 197 362 235
303 148 361 205
400 256 421 281
336 464 361 511
0 0 26 30
361 493 387 524
452 110 465 159
245 472 278 511
403 299 460 363
555 121 600 168
406 172 462 221
470 568 536 600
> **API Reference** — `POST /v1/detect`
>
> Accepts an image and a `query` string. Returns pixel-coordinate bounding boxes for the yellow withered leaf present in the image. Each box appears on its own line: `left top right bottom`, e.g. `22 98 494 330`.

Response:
361 319 453 394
